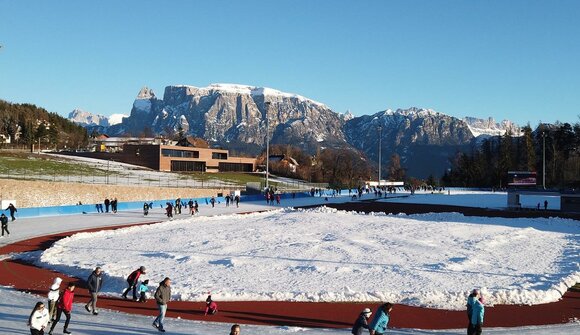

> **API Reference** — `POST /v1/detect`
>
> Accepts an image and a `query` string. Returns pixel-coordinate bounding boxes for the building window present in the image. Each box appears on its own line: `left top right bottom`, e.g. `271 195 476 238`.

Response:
219 162 253 172
162 149 199 158
212 152 228 160
171 160 206 172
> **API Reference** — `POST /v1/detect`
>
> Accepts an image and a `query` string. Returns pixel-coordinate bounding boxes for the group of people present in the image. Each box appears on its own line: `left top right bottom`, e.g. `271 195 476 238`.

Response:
1 203 17 238
349 290 485 335
27 264 228 334
351 302 393 335
28 264 483 335
95 198 118 213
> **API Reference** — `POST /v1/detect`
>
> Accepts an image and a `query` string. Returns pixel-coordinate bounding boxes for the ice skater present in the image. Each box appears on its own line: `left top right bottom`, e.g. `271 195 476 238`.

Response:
48 282 75 335
47 277 62 322
351 307 372 335
369 302 393 335
138 279 150 302
5 203 17 221
229 324 241 335
153 277 172 332
85 267 103 315
1 213 9 237
204 292 218 315
28 301 49 335
122 266 147 300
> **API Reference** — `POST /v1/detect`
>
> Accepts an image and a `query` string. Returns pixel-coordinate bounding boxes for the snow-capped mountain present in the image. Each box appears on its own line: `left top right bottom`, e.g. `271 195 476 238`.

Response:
68 109 128 127
463 116 522 137
110 84 347 153
68 109 110 127
77 83 521 177
344 107 474 177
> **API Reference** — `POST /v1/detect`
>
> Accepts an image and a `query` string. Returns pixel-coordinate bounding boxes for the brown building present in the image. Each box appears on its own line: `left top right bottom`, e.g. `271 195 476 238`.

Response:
122 144 256 173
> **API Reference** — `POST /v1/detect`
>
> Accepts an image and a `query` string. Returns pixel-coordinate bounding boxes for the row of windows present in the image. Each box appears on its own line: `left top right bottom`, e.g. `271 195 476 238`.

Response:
212 152 228 160
162 149 199 158
161 149 228 160
219 162 253 172
171 160 206 172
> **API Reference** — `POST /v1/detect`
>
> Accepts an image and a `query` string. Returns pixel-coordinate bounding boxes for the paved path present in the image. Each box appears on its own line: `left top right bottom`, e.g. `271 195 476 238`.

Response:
0 197 578 330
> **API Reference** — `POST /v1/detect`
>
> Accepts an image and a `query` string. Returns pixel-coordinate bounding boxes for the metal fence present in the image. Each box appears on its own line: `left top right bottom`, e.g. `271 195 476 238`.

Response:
0 171 243 189
0 171 329 191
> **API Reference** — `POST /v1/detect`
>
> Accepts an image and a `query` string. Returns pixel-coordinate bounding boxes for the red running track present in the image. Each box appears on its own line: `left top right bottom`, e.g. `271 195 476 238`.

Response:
0 222 578 330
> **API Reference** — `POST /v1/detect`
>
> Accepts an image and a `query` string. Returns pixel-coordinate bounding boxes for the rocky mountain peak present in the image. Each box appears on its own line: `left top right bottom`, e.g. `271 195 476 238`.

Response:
137 87 156 100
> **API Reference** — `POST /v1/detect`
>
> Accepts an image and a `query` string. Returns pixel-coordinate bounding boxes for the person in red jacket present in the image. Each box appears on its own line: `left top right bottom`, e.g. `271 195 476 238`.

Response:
48 282 75 335
122 266 147 300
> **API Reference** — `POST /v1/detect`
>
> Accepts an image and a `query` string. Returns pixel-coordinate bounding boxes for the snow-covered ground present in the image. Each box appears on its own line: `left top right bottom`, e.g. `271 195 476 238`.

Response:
1 192 578 334
35 208 580 310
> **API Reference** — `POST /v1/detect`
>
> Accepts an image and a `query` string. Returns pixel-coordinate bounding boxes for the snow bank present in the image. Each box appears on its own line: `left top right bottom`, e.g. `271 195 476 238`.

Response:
36 207 580 310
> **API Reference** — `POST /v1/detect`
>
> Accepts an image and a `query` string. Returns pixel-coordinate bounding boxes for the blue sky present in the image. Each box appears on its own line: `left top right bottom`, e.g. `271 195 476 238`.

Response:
1 0 579 126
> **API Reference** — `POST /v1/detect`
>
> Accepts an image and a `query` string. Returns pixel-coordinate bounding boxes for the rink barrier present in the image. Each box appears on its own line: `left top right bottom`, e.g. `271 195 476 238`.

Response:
4 186 484 219
2 191 313 219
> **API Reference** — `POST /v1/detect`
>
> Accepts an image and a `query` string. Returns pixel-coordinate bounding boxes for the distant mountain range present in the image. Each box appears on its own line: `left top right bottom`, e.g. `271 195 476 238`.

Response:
69 84 521 178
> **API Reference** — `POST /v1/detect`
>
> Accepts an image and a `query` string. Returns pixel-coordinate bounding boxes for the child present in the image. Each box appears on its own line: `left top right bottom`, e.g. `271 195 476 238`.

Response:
138 279 149 303
205 293 218 315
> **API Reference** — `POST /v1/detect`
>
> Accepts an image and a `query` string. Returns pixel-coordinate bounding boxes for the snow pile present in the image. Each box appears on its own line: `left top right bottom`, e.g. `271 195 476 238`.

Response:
37 207 579 310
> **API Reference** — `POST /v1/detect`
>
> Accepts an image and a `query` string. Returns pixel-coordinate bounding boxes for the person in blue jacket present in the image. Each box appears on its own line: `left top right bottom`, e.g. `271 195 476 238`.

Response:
471 297 485 335
466 289 479 335
369 302 393 335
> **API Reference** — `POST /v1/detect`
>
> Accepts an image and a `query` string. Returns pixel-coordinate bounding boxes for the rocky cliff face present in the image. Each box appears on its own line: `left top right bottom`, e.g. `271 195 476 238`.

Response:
77 83 519 178
344 108 474 178
69 109 110 127
463 116 522 137
110 84 349 154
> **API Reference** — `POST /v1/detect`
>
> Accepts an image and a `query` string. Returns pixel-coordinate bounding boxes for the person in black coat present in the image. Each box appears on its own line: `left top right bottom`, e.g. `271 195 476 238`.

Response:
351 307 372 335
85 267 103 315
5 203 17 221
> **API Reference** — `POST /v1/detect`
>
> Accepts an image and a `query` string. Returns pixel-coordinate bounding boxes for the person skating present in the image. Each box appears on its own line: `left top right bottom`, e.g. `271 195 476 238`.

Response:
210 196 216 208
111 198 118 213
165 202 173 219
194 200 199 213
143 202 149 216
153 277 172 332
48 282 75 335
122 266 147 300
188 199 194 215
1 213 9 237
138 279 150 302
369 302 393 335
5 203 17 221
85 267 103 315
471 296 485 335
351 307 372 335
234 195 240 208
229 324 241 335
204 292 218 315
466 289 479 335
104 198 110 213
28 301 50 335
47 277 62 322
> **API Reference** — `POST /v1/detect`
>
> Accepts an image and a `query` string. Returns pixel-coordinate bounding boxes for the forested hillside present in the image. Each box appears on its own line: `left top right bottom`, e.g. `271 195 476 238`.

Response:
442 122 580 189
0 100 88 149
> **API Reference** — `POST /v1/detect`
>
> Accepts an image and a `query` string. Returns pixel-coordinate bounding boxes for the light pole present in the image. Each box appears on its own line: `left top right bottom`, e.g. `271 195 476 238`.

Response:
542 131 546 189
377 125 382 188
265 101 271 190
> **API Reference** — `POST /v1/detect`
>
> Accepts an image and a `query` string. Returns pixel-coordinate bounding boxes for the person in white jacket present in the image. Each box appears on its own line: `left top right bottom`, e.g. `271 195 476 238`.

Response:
47 277 62 322
28 301 50 335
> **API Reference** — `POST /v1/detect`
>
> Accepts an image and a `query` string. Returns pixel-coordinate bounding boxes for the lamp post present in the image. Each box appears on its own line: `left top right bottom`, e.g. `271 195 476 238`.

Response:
377 125 382 188
542 131 546 189
265 101 271 190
